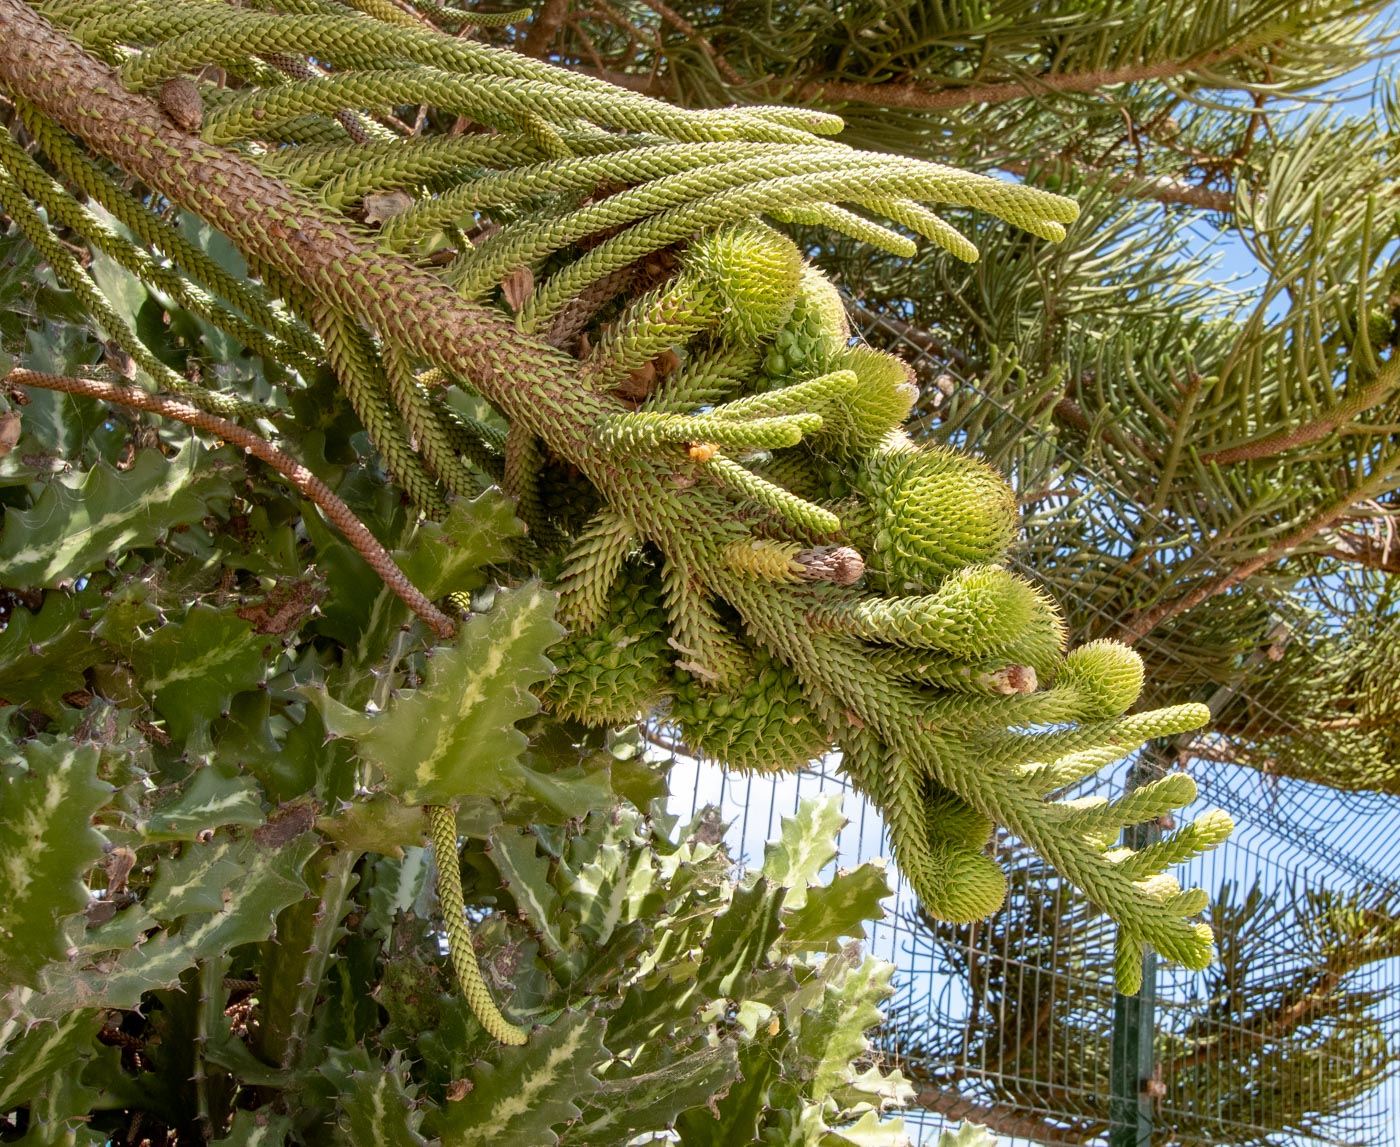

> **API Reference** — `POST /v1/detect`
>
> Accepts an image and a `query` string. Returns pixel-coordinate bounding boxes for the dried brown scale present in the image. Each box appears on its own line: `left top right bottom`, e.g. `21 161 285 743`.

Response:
260 51 380 146
542 265 638 349
156 74 201 131
5 368 456 637
796 544 864 585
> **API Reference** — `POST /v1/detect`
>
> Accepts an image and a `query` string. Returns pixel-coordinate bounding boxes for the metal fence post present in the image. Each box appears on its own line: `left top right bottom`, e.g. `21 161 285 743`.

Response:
1109 749 1167 1146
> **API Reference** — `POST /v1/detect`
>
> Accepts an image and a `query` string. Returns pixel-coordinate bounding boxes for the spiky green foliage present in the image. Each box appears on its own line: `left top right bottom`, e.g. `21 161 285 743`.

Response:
849 444 1019 594
685 221 805 341
0 0 1233 1130
545 558 674 724
670 643 830 772
548 0 1400 803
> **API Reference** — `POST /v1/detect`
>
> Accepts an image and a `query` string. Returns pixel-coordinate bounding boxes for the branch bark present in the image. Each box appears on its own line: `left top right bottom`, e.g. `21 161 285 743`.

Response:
997 157 1233 213
1319 526 1400 573
4 368 456 638
913 1083 1092 1145
0 0 607 476
849 303 970 371
570 64 667 93
794 45 1250 111
1199 353 1400 465
637 0 743 85
1117 472 1397 644
519 0 570 59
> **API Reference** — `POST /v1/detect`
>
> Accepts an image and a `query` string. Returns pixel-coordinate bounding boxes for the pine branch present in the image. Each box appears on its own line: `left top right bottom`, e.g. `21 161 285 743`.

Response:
0 0 1221 989
638 0 743 86
1199 352 1400 465
1319 526 1400 574
793 44 1252 112
1118 449 1400 644
1160 965 1347 1080
519 0 569 57
4 368 456 638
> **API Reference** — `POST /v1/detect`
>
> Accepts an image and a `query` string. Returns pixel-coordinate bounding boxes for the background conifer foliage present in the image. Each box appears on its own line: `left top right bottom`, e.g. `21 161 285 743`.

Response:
0 0 1391 1143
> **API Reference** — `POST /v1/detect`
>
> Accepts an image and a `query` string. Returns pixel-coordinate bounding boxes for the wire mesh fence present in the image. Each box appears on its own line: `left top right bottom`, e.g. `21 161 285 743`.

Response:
664 304 1400 1146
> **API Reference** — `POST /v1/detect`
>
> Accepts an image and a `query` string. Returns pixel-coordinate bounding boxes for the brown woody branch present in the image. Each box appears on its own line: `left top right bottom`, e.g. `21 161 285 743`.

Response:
570 64 668 94
5 369 456 639
520 0 570 58
1117 480 1391 645
850 303 970 371
1319 527 1400 573
1162 966 1346 1080
997 157 1233 213
795 45 1250 111
1052 393 1159 461
1199 354 1400 465
571 34 1254 108
913 1082 1091 1145
637 0 744 85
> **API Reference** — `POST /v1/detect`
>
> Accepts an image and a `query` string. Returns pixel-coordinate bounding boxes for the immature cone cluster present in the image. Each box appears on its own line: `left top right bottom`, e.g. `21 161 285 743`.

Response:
0 0 1228 1035
762 266 851 381
546 560 672 725
550 223 1223 966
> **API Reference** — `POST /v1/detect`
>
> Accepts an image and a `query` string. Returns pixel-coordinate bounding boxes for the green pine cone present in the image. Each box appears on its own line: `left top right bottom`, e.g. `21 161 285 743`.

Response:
535 456 602 537
1057 639 1145 719
997 596 1071 683
918 840 1007 923
545 561 674 725
670 645 831 773
684 222 804 343
761 264 851 382
925 782 994 850
841 564 1044 658
796 265 851 357
806 346 918 460
850 443 1019 593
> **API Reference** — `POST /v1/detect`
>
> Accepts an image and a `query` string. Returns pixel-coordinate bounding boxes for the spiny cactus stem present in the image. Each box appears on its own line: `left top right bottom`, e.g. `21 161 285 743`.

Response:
5 369 457 638
258 846 359 1069
194 954 231 1137
427 804 528 1045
